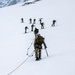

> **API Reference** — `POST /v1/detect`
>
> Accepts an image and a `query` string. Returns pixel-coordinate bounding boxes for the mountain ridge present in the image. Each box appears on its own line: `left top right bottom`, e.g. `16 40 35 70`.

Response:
0 0 28 8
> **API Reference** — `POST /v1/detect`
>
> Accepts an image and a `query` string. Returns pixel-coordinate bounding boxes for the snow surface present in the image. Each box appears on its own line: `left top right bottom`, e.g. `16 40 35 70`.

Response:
0 0 75 75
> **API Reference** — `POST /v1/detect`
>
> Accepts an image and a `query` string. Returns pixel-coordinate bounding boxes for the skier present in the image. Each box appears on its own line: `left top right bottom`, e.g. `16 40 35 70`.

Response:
21 18 24 23
34 34 47 60
31 24 35 31
25 26 29 33
51 20 56 27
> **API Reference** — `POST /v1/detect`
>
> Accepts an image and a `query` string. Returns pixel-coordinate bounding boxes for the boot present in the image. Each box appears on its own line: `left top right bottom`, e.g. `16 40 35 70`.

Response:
36 57 39 61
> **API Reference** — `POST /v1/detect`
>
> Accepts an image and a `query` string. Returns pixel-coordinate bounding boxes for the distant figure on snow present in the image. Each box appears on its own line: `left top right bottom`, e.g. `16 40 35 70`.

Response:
25 26 29 33
31 24 35 31
33 19 36 24
29 18 32 24
21 18 24 23
51 20 56 27
40 22 44 29
39 18 43 24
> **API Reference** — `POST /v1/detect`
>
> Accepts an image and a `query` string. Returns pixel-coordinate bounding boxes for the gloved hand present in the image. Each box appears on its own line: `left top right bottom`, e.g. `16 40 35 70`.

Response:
44 46 47 49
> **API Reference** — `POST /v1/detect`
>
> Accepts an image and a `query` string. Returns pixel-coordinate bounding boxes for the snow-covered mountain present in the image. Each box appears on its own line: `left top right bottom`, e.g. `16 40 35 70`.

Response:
0 0 28 8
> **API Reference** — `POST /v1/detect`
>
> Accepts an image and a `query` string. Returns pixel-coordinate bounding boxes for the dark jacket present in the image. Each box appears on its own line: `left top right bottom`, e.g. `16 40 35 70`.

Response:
34 35 47 49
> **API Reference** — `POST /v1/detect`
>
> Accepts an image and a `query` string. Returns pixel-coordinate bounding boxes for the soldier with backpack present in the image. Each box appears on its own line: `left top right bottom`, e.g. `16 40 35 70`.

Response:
34 34 47 60
34 28 47 60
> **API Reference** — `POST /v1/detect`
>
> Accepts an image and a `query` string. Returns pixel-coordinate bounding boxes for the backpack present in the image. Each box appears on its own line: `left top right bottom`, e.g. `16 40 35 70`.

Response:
34 35 44 45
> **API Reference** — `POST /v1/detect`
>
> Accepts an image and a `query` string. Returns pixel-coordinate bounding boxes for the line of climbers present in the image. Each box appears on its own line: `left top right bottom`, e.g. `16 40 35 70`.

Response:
21 18 50 61
21 18 56 33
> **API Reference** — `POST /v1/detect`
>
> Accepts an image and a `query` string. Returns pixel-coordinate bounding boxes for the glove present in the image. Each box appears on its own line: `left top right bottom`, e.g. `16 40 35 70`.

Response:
44 46 47 49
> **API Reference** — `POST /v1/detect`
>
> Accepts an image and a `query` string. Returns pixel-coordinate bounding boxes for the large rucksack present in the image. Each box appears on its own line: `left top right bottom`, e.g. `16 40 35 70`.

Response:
34 35 44 45
34 34 47 49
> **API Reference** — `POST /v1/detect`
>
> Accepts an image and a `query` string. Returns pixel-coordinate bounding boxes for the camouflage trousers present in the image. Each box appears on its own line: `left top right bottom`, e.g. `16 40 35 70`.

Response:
35 48 41 59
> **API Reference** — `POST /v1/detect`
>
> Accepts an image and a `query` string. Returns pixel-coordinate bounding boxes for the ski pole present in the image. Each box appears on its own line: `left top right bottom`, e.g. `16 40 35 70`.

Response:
45 48 49 57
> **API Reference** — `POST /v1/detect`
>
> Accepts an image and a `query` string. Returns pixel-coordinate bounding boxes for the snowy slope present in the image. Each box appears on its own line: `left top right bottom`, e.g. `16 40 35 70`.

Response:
0 0 75 75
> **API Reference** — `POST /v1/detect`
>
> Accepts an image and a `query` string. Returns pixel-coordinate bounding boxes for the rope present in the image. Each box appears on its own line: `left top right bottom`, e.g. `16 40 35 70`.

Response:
7 51 34 75
26 42 33 55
